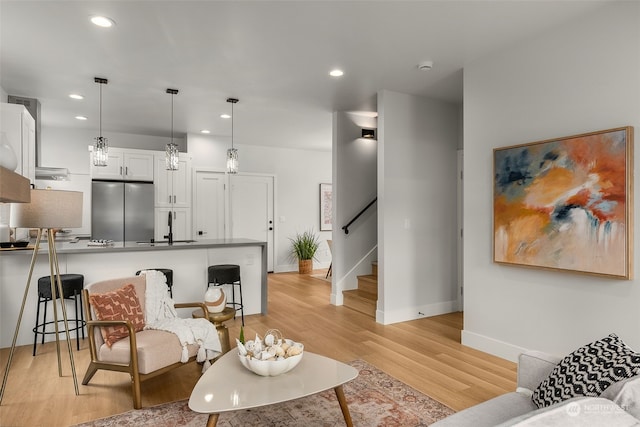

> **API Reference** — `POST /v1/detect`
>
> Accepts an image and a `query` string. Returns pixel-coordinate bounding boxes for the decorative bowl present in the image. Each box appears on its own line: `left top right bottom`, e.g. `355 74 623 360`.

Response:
237 338 304 377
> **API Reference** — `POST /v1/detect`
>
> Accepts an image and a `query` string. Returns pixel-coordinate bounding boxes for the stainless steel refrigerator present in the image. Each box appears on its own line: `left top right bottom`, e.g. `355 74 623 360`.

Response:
91 180 154 242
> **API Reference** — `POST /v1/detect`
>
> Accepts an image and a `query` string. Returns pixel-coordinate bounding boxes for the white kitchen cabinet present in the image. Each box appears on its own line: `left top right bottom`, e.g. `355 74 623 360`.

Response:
1 103 36 183
154 153 191 208
90 148 154 181
154 207 192 241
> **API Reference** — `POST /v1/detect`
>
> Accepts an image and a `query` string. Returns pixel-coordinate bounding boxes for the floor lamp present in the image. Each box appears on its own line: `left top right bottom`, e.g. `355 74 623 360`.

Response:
0 189 83 403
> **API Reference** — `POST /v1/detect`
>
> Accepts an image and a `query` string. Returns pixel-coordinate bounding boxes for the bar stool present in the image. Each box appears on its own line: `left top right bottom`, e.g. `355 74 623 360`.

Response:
207 264 244 326
135 268 173 297
33 273 85 356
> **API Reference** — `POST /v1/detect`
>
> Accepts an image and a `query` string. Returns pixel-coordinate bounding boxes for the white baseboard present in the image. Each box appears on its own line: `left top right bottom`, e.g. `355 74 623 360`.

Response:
376 300 457 325
274 261 331 273
461 330 529 362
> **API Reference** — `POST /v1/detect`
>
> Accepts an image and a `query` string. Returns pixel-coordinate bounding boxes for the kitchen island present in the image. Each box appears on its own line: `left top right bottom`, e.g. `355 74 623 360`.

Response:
0 238 267 348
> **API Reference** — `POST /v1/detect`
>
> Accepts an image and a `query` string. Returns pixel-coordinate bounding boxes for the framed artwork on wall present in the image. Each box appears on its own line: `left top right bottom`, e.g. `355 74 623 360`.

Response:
319 183 333 231
493 126 633 279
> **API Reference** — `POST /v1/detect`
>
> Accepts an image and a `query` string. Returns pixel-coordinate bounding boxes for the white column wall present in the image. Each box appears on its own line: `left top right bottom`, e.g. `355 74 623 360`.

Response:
463 1 640 360
377 90 459 324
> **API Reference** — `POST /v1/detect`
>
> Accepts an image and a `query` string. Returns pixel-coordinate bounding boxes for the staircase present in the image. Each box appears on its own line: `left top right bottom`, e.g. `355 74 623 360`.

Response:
342 261 377 318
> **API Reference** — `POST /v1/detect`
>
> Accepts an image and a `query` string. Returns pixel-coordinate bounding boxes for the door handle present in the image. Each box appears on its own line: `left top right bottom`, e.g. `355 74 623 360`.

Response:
169 195 171 204
269 227 273 231
198 230 203 235
173 195 176 203
125 166 129 176
120 166 123 175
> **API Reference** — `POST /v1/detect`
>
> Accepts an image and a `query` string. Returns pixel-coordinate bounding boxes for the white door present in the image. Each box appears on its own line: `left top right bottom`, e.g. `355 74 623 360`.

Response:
230 174 274 271
194 170 225 240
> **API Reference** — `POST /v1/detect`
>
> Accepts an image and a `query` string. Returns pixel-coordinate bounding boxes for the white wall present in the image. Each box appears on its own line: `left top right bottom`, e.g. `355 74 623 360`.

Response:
463 1 640 361
187 133 332 272
377 90 459 324
41 127 184 174
332 112 378 305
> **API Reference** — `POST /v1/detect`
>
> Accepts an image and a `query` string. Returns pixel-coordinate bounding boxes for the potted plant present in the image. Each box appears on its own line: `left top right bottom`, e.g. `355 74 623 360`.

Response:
289 230 320 274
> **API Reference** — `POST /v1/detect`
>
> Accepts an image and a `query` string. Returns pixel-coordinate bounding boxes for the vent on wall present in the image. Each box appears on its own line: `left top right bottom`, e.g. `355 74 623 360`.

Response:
8 95 41 165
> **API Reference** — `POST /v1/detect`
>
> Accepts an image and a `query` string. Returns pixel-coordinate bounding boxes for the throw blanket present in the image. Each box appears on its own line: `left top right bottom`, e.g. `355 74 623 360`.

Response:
140 270 221 372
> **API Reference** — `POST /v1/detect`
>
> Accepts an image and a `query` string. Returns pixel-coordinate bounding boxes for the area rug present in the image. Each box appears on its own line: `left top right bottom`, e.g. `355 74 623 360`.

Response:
74 360 454 426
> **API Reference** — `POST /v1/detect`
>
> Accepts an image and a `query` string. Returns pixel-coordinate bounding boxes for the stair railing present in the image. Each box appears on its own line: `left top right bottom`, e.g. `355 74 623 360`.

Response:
342 197 377 234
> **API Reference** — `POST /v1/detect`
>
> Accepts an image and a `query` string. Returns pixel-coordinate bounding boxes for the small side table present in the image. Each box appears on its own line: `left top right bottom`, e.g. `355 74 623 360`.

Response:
192 307 236 354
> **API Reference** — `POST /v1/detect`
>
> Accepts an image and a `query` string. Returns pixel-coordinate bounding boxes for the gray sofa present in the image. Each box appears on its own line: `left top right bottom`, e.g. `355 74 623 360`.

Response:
433 350 640 427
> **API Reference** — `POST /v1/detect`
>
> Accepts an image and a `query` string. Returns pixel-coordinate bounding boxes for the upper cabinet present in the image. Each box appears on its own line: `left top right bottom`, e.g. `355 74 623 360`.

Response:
1 103 36 183
90 147 154 181
154 153 191 208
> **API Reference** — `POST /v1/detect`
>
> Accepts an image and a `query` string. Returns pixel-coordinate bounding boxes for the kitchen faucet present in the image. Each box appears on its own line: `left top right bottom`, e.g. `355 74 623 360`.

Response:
164 211 173 245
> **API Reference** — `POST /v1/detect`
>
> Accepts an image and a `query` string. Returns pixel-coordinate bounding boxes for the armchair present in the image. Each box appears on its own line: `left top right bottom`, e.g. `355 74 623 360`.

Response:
82 275 209 409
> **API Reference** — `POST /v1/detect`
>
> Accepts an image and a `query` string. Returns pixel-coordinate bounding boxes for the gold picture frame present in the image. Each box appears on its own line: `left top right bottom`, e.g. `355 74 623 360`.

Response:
493 126 633 279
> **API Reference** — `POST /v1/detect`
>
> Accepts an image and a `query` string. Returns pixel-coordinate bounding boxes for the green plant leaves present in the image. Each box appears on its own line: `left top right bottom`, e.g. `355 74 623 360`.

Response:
289 230 320 261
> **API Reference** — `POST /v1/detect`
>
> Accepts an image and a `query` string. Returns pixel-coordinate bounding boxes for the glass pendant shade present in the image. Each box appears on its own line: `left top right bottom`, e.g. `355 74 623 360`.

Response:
165 88 179 170
226 148 238 174
166 142 179 170
93 136 108 167
226 97 239 174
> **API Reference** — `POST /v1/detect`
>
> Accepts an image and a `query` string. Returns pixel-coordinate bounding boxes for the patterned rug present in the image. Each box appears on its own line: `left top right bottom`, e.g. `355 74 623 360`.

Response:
74 360 454 426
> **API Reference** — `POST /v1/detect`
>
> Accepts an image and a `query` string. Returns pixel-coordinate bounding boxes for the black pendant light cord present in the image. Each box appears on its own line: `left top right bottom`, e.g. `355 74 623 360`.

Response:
166 88 179 145
99 83 102 138
227 97 239 149
94 77 108 140
171 92 174 144
231 102 234 149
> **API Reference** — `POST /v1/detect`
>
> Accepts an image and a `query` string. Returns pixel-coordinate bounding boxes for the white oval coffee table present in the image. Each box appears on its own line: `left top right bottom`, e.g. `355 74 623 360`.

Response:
189 350 358 427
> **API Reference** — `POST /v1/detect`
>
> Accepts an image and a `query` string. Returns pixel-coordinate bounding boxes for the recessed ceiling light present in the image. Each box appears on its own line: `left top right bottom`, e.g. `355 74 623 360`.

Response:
329 69 344 77
220 114 231 119
69 94 84 100
90 15 115 28
75 115 88 121
417 60 434 71
200 129 211 134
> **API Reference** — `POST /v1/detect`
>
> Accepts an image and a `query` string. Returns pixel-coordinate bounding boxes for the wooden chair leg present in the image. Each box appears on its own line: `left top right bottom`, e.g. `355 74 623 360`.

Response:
82 363 99 385
131 371 142 409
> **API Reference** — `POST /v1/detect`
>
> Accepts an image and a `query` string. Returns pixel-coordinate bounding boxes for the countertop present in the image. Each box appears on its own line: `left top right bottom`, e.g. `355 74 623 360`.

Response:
0 238 266 255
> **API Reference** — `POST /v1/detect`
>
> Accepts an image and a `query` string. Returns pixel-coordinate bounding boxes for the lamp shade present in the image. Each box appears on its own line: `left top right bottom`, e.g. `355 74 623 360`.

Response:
10 189 83 228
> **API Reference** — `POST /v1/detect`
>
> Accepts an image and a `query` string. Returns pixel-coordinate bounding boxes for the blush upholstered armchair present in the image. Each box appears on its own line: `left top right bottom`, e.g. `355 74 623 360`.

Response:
82 275 209 409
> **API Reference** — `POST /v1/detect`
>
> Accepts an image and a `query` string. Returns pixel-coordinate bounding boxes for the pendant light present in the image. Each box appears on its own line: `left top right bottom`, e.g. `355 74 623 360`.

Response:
226 97 239 174
166 88 179 171
93 77 109 167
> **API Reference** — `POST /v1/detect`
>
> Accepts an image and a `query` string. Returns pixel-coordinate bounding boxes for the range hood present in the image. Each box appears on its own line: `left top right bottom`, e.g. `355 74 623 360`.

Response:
35 166 69 181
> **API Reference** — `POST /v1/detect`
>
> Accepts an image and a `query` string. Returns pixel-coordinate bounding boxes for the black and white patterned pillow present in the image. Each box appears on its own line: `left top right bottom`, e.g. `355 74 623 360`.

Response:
532 334 640 408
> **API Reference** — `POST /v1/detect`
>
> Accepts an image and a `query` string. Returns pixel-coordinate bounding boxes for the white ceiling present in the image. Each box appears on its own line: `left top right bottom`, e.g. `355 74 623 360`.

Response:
0 1 607 151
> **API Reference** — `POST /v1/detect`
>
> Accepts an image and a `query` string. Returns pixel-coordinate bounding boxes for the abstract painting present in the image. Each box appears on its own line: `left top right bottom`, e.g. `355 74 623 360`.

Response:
493 127 633 279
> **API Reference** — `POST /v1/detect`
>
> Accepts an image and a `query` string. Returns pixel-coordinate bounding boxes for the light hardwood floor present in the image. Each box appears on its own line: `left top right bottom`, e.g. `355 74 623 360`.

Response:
0 271 516 426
